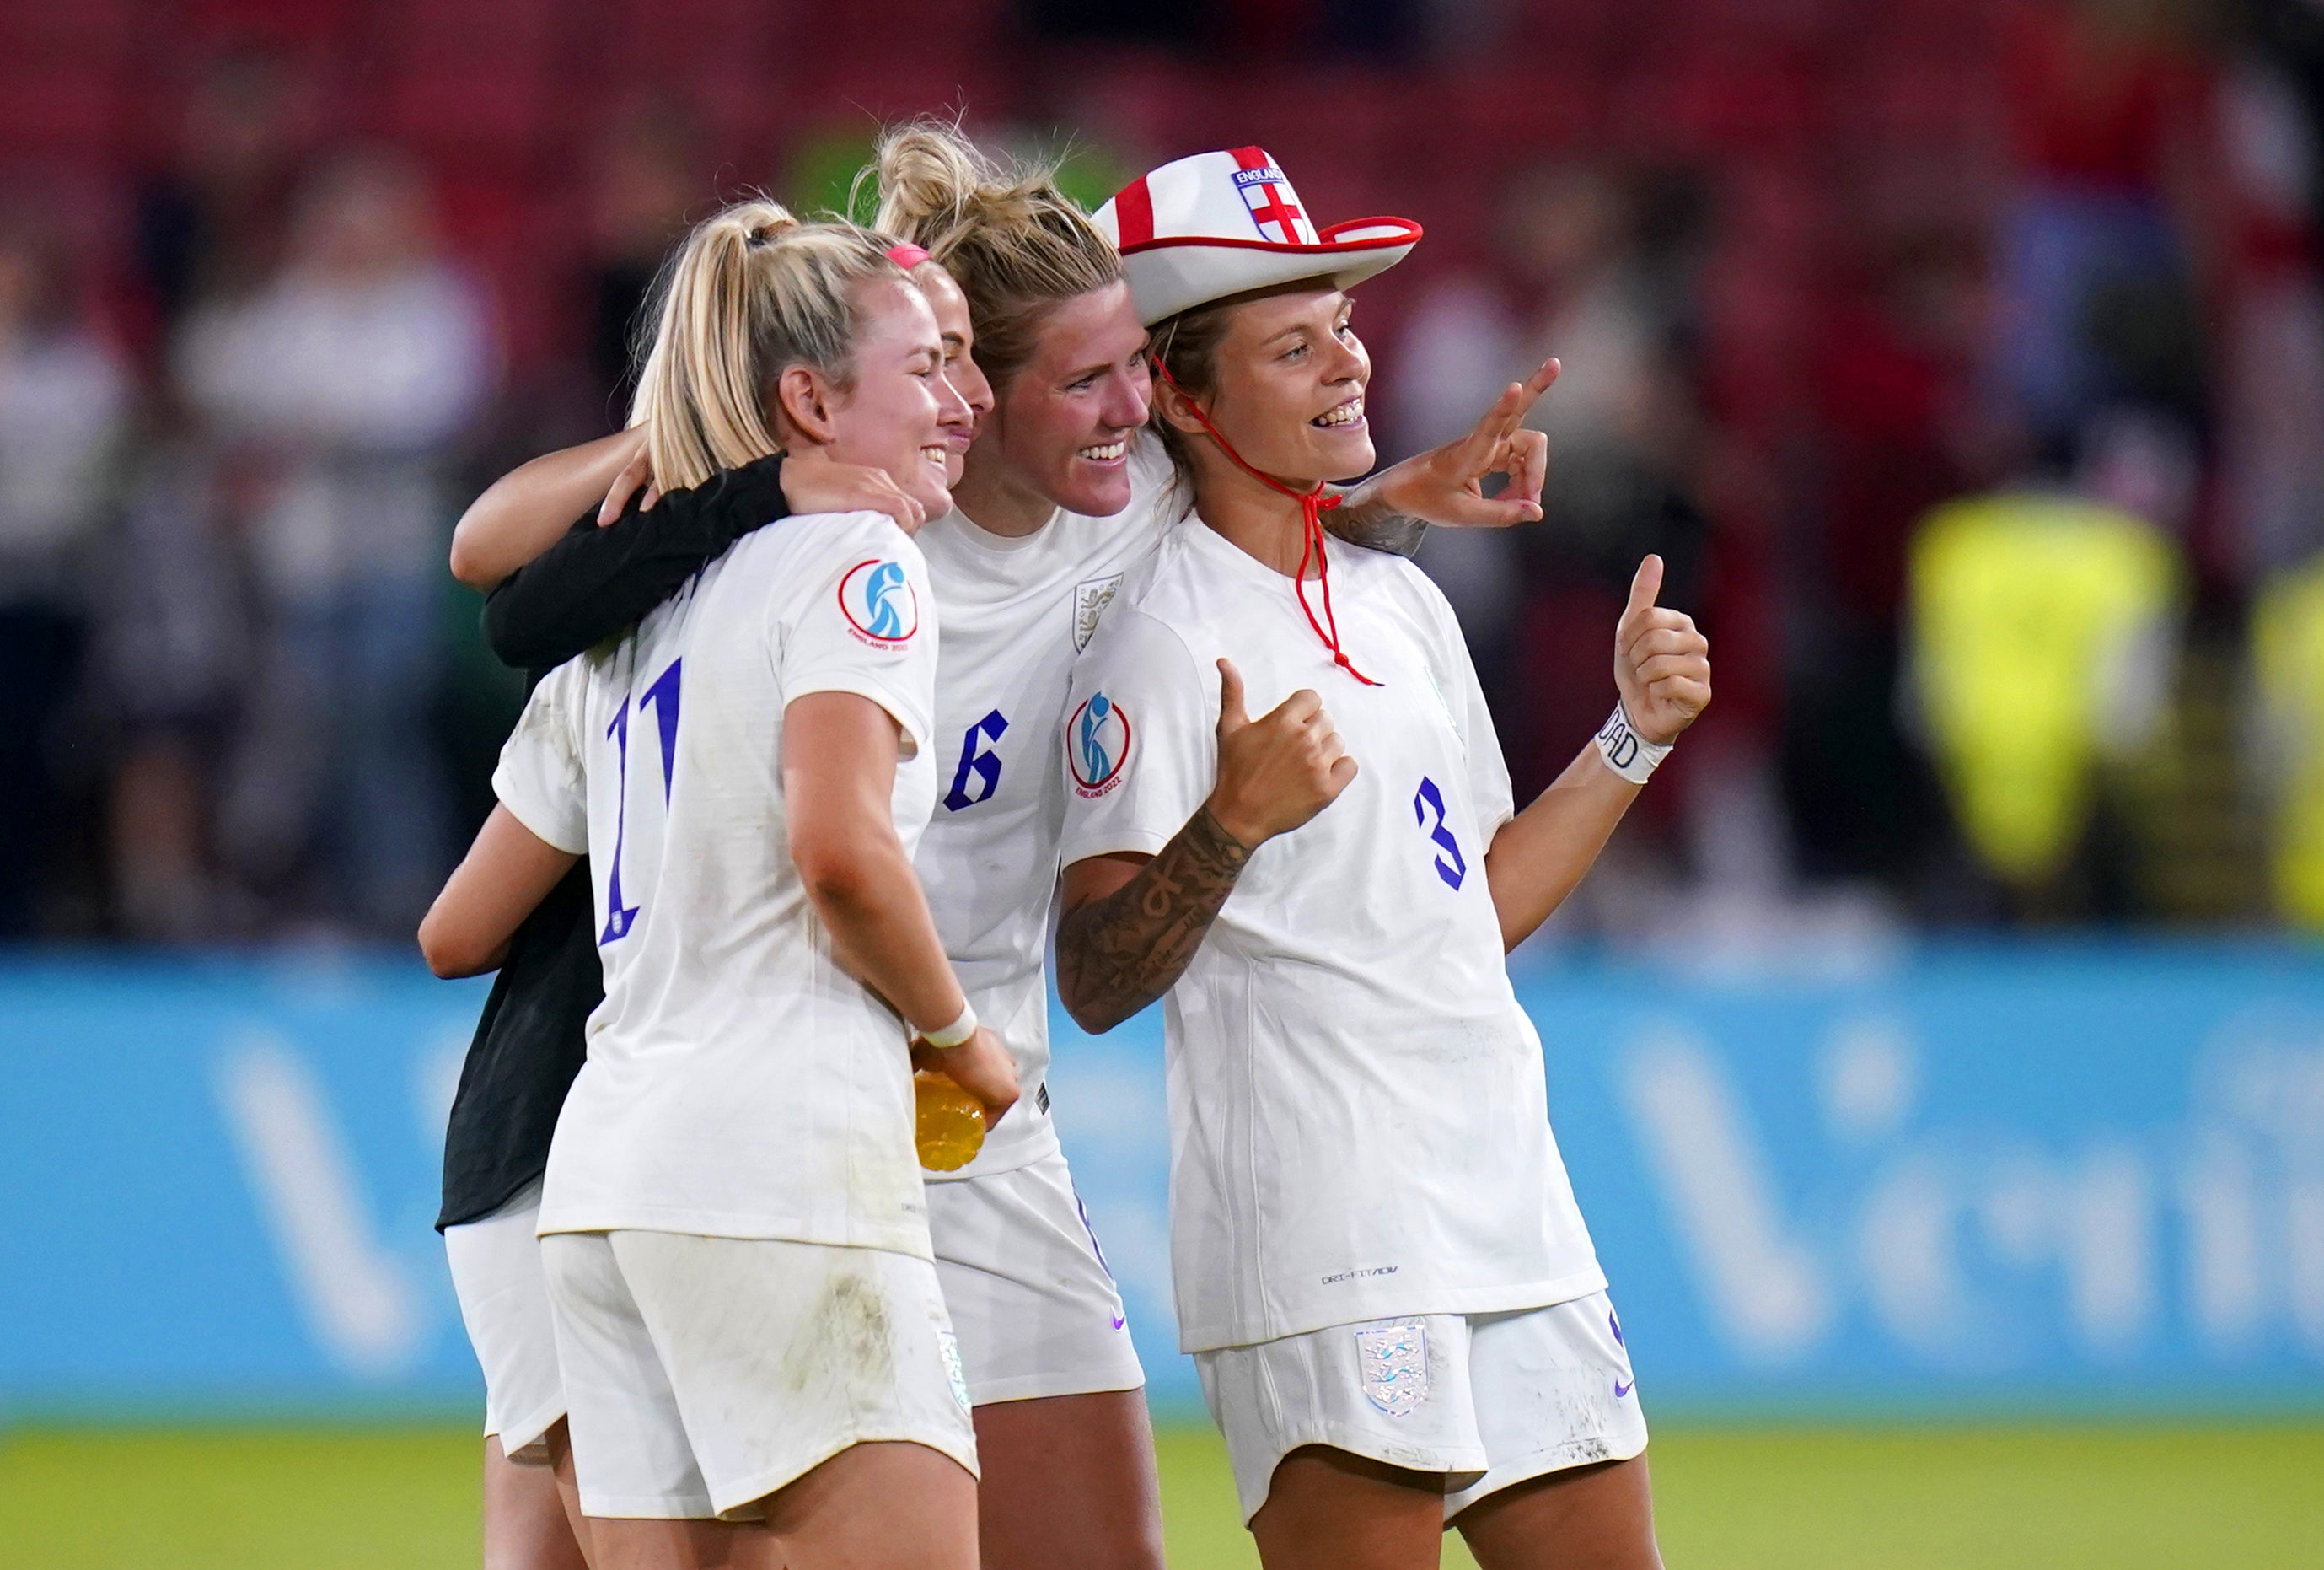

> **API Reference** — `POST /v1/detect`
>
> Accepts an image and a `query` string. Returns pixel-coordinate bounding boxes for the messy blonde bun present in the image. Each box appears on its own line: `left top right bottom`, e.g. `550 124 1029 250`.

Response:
867 121 1120 390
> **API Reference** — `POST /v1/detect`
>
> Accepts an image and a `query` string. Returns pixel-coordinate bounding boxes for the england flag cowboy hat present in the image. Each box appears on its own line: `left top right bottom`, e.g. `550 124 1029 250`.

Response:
1093 147 1422 327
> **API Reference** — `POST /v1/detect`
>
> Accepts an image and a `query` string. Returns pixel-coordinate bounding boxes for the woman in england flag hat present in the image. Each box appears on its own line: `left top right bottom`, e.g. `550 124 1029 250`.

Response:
1057 145 1710 1569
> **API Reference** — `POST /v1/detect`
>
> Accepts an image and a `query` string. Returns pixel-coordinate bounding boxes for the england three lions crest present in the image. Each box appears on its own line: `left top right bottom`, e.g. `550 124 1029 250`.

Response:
1353 1321 1429 1417
1072 573 1124 652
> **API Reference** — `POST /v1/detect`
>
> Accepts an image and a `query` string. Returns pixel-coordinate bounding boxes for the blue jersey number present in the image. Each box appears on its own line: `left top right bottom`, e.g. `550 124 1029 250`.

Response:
601 658 683 944
1413 777 1467 890
944 708 1009 812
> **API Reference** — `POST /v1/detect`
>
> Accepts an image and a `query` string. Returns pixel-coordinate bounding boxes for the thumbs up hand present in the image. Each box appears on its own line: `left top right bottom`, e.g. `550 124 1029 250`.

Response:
1206 659 1357 848
1613 556 1712 746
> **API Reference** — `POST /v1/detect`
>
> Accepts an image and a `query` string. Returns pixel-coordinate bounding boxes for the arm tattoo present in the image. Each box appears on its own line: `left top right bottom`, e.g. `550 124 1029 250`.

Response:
1056 806 1251 1032
1324 487 1429 558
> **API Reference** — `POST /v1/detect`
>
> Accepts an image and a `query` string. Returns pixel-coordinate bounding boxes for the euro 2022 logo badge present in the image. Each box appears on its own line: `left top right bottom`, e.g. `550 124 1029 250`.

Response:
1069 691 1130 798
838 557 920 647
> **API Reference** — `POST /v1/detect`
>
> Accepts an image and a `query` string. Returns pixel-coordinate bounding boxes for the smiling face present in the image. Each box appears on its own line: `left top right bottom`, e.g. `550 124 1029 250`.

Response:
1161 282 1374 487
909 261 994 487
793 273 971 522
974 279 1152 518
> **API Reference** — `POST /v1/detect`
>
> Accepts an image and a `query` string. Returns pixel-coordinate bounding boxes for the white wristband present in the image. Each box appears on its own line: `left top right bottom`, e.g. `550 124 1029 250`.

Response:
920 1001 979 1050
1594 701 1672 785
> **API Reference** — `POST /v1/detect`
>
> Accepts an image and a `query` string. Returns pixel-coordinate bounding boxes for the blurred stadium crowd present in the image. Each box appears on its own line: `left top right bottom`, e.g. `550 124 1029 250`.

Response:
1 0 2321 946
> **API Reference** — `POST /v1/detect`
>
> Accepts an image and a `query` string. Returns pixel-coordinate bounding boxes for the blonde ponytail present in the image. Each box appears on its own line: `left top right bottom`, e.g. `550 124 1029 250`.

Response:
629 197 901 492
868 121 1120 390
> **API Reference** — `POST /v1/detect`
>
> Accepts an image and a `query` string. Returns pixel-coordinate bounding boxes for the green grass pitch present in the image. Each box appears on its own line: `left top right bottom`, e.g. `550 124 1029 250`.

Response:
3 1420 2318 1567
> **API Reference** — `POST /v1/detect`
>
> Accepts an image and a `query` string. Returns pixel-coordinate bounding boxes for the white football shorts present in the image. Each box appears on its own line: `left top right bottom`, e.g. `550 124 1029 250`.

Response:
539 1230 980 1520
926 1149 1145 1406
1195 1291 1648 1524
443 1180 564 1463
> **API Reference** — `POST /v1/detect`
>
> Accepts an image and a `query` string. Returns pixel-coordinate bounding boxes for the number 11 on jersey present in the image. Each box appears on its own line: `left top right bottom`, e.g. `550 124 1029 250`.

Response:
601 659 683 944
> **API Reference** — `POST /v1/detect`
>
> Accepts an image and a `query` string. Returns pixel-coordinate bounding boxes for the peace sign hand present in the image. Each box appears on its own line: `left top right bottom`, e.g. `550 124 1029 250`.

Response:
1367 357 1559 529
1613 556 1712 746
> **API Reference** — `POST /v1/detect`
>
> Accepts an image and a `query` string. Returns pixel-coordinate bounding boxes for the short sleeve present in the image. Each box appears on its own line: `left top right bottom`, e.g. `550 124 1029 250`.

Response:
492 661 591 854
1425 582 1516 839
781 519 939 755
1461 649 1516 840
1059 605 1215 863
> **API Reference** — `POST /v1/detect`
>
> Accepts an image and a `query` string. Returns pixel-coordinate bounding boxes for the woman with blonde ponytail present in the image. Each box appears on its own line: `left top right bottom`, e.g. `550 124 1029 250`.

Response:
449 122 1560 1570
421 200 1006 1570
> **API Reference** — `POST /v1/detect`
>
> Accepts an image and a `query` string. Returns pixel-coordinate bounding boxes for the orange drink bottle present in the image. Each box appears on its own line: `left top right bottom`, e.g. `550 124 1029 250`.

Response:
915 1069 985 1172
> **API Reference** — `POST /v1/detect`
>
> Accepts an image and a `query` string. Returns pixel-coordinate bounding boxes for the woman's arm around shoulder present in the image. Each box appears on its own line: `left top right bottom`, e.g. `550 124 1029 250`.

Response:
450 429 649 590
465 438 926 672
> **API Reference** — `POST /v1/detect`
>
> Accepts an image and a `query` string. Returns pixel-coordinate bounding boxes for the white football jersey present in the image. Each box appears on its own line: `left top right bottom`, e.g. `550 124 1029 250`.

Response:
911 435 1178 1179
493 511 941 1255
1059 518 1606 1352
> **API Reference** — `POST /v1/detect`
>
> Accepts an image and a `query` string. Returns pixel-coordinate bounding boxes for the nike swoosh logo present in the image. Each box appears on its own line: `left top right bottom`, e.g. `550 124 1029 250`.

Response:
1613 1379 1633 1398
1111 1314 1126 1331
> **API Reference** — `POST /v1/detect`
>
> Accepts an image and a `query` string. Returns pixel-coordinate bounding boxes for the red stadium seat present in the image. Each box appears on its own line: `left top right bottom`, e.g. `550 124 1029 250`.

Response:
373 69 554 175
0 2 141 71
428 177 554 371
372 0 558 70
174 0 366 51
1613 50 1820 161
0 68 131 159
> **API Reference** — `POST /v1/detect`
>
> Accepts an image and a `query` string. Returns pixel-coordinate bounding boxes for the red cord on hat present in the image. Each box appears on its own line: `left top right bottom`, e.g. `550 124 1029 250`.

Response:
1153 360 1380 686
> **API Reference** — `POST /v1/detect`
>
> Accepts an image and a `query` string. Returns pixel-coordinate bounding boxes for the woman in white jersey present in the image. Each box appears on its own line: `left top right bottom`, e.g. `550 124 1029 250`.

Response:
419 202 1016 1570
447 124 1557 1570
865 129 1551 1570
432 329 919 1570
426 230 990 1570
1055 150 1711 1570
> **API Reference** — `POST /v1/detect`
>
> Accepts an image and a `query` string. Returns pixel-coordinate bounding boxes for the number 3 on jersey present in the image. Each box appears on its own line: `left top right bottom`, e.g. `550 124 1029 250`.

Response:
602 659 682 944
1413 777 1466 890
944 708 1008 812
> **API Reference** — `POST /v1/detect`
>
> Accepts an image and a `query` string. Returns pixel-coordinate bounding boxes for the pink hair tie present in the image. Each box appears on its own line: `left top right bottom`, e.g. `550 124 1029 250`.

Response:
884 242 931 269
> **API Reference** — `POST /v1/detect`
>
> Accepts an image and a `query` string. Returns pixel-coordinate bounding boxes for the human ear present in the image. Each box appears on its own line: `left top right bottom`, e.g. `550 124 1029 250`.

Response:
776 365 840 446
1153 371 1210 438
